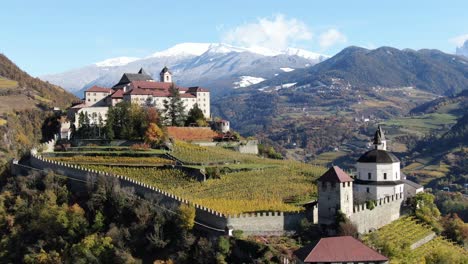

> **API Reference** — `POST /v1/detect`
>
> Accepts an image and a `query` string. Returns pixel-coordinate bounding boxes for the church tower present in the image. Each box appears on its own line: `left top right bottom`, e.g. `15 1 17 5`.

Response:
160 66 172 83
317 166 354 225
374 125 387 150
354 126 404 202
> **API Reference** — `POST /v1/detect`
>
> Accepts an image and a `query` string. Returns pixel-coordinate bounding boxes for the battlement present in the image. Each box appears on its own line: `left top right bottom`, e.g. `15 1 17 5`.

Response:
25 153 308 235
353 192 404 213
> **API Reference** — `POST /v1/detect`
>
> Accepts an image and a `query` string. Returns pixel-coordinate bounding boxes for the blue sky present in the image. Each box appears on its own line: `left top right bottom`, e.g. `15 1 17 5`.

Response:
1 0 467 76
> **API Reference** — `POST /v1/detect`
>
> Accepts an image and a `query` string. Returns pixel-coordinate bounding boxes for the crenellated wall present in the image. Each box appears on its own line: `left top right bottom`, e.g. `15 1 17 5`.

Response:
226 211 306 235
25 154 309 235
349 192 405 233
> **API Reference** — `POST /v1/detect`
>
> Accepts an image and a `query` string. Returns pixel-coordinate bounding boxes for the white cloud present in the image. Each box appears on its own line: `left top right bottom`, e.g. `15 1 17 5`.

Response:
449 34 468 47
318 29 347 48
222 14 312 51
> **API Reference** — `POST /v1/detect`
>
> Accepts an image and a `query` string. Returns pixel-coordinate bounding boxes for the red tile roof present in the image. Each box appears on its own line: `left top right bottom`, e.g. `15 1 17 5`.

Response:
110 89 124 98
300 236 388 263
86 85 113 93
120 81 206 98
317 166 353 183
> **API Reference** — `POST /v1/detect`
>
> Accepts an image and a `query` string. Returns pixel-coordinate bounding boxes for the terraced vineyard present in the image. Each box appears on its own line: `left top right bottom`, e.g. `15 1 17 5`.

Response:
82 161 326 214
171 140 272 165
411 236 467 262
48 155 174 165
363 216 467 263
363 216 434 247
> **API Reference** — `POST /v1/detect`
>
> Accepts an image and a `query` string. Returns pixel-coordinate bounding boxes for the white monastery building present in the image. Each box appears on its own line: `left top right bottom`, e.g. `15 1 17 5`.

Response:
69 67 210 128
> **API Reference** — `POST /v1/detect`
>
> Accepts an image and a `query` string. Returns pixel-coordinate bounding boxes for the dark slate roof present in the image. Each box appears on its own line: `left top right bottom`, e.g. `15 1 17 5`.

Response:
138 67 149 75
317 166 353 183
402 179 423 189
373 125 386 145
160 66 171 74
188 86 210 92
357 149 399 164
295 236 389 263
113 72 153 88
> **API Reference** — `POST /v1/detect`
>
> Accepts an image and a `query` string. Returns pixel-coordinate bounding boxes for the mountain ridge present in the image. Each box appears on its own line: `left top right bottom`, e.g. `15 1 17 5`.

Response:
252 46 468 96
39 43 329 96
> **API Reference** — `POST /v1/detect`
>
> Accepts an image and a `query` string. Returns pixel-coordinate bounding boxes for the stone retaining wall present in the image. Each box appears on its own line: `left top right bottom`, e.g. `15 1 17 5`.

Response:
25 154 308 235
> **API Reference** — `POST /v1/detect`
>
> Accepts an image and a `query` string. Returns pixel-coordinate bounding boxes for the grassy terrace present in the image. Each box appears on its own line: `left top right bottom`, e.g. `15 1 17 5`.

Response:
52 142 326 214
363 216 467 263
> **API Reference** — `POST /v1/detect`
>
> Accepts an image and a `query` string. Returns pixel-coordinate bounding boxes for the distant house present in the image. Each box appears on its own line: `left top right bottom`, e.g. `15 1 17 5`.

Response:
294 236 389 264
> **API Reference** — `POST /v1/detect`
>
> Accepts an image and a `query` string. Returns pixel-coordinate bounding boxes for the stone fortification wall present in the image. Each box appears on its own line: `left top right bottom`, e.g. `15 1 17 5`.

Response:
226 211 306 235
26 154 307 235
349 192 404 233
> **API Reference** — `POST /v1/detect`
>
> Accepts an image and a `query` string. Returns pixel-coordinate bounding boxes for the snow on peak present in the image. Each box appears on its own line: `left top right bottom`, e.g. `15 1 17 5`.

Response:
280 67 295 72
95 57 140 67
147 42 327 60
204 43 246 54
282 48 329 60
233 76 266 88
149 43 213 58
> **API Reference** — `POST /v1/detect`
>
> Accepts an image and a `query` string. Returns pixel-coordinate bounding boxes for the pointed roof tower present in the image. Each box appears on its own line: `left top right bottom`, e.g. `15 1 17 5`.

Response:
373 125 385 145
160 66 171 74
138 67 149 75
317 166 353 183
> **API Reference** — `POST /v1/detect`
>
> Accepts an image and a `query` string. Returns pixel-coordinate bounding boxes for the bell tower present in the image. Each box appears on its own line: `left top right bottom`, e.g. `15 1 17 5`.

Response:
160 66 172 83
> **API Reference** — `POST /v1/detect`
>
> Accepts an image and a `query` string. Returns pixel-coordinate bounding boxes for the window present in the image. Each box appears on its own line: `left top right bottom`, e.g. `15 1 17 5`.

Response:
366 187 370 193
93 93 96 96
384 173 387 180
396 172 398 179
358 172 361 178
342 183 346 188
368 173 371 180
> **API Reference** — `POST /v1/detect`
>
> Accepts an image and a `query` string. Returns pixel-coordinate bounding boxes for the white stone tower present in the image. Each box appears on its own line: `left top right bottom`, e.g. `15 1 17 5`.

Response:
317 166 354 225
160 66 172 83
354 126 404 202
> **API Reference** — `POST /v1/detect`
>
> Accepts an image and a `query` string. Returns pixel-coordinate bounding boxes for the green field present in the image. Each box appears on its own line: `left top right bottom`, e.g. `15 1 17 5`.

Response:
311 151 347 166
383 113 458 136
55 141 327 214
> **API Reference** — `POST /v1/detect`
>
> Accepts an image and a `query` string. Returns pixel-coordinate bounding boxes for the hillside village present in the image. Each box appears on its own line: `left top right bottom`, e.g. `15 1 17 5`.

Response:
7 63 466 262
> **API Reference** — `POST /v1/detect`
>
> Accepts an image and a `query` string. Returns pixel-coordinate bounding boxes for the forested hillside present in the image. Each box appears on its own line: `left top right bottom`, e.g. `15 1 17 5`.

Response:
0 54 77 169
0 54 77 109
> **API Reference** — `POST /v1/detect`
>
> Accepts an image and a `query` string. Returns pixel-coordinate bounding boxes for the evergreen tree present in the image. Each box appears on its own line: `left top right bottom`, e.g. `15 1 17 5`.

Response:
163 84 186 126
185 104 206 126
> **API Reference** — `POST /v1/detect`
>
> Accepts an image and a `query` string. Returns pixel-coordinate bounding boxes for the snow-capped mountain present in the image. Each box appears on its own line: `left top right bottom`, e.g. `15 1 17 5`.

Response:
456 40 468 58
95 57 140 67
40 43 329 96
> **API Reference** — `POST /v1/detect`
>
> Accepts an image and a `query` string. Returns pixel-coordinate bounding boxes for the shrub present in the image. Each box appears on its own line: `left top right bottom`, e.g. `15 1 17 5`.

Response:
130 143 150 151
